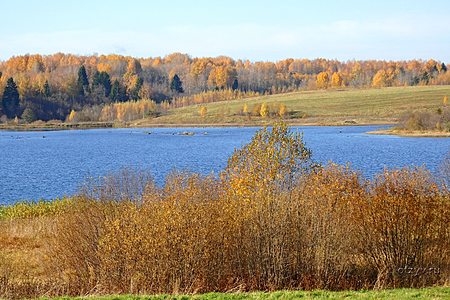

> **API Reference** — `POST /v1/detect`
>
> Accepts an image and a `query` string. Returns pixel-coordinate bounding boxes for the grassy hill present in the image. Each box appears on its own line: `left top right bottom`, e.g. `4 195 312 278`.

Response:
135 85 450 126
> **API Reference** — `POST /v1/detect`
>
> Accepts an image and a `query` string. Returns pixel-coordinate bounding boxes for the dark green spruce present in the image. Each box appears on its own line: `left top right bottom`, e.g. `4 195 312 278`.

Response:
2 77 20 118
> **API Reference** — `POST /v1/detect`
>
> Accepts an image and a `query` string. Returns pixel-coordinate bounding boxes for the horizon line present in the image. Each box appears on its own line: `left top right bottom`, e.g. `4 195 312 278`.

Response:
0 52 448 64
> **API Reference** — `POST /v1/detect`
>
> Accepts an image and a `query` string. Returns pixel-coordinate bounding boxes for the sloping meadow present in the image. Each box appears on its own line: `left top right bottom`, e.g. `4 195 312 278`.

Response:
1 124 449 298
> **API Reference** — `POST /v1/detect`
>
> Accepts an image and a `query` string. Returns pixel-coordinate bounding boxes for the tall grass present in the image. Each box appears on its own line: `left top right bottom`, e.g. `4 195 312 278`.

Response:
0 198 72 220
1 124 449 299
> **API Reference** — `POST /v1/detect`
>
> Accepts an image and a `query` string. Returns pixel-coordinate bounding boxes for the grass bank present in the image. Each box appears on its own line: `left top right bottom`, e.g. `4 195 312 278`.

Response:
45 287 450 299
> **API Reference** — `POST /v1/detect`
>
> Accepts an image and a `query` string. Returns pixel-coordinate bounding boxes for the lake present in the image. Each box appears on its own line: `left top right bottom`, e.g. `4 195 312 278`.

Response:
0 125 449 204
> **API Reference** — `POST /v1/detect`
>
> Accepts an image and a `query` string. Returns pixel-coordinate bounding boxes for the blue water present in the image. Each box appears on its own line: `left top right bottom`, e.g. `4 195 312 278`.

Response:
0 126 449 204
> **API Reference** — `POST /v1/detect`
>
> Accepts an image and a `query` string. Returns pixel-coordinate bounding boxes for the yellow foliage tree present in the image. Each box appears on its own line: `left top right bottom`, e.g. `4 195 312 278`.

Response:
67 110 77 122
207 66 237 89
278 104 287 118
126 58 142 74
372 70 388 87
260 103 269 117
331 72 343 87
139 83 151 99
316 72 329 89
99 105 112 122
243 103 249 115
444 95 448 106
116 104 126 122
191 59 210 78
199 106 207 118
224 122 313 201
97 63 112 73
215 66 228 89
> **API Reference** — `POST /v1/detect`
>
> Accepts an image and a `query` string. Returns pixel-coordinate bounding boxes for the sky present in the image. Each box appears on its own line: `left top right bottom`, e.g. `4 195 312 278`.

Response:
1 0 450 62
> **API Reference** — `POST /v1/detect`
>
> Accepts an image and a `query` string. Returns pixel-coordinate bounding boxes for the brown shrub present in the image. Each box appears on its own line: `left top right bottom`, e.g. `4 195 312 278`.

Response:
399 107 450 131
351 168 450 289
48 198 121 295
294 164 370 289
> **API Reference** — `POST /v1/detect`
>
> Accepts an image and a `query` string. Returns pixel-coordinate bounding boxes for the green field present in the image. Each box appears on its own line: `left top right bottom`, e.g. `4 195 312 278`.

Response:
47 287 450 300
136 85 450 126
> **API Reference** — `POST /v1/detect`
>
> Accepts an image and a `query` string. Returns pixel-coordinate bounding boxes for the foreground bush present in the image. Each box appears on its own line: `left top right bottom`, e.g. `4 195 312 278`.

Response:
0 124 449 299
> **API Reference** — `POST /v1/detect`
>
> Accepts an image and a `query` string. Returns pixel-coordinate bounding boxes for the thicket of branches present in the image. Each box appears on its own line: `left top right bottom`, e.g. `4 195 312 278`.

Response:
1 124 449 298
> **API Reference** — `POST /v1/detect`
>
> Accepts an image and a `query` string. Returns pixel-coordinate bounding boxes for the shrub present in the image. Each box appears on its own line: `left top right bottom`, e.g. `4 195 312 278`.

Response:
399 108 450 132
351 168 450 289
1 124 449 298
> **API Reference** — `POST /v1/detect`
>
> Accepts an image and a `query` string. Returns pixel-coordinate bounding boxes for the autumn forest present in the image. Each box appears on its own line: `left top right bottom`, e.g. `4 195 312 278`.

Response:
0 53 449 123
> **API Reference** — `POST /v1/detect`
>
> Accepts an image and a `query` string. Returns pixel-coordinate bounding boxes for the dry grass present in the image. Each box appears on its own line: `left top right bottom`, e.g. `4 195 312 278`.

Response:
0 217 58 298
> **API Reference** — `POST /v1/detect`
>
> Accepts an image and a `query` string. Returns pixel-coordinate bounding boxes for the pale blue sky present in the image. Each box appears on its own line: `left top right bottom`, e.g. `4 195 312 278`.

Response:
1 0 450 61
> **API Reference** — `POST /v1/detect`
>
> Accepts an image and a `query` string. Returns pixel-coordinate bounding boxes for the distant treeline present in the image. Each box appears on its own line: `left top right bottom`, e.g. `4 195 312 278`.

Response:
0 53 449 121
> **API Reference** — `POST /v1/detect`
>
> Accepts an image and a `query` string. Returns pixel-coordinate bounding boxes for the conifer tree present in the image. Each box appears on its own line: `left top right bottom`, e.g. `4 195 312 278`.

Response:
43 80 51 97
111 79 127 102
128 77 143 100
77 65 89 96
232 78 239 91
2 77 20 118
92 71 112 97
170 74 184 93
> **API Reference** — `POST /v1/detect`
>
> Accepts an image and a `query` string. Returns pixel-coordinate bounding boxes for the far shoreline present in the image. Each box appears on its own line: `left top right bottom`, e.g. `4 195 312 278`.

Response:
4 122 447 138
367 129 450 137
0 119 395 132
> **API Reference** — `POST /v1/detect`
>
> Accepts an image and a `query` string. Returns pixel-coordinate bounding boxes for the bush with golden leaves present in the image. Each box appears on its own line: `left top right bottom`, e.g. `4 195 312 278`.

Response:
1 123 449 298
